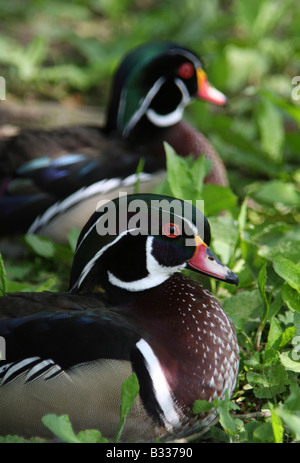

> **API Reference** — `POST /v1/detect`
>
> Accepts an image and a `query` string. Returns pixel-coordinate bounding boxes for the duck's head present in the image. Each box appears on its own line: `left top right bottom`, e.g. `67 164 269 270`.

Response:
69 194 238 302
105 42 227 141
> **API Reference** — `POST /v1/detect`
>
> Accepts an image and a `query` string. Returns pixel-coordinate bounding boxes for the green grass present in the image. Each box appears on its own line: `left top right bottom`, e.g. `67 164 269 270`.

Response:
0 0 300 443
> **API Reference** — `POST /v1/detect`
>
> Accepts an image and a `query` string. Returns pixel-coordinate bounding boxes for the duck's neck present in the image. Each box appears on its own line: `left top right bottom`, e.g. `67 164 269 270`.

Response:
105 114 175 148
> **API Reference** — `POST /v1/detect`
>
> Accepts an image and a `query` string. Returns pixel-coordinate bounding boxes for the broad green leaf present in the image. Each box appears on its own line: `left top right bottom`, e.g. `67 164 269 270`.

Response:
275 408 300 441
273 93 300 126
253 180 300 207
26 37 47 67
193 399 214 414
25 234 55 259
42 414 107 443
257 98 284 163
247 371 269 387
114 373 139 442
202 184 237 216
152 176 172 196
267 291 284 322
235 0 264 31
5 280 32 293
5 264 31 281
247 364 287 398
253 422 274 443
265 318 282 351
120 372 139 418
285 382 300 411
214 133 280 176
163 142 211 202
259 240 300 263
76 429 108 443
208 216 239 264
164 142 194 199
42 414 81 443
40 64 91 90
209 426 230 443
252 0 292 39
223 289 263 331
280 325 296 348
280 352 300 373
190 154 212 191
226 45 268 91
263 347 280 365
214 393 241 436
273 256 300 293
253 384 286 399
281 284 300 312
35 276 58 292
248 222 292 248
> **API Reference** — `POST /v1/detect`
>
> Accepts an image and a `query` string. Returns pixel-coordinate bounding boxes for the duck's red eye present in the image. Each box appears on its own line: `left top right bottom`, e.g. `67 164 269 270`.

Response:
162 223 180 238
178 62 195 80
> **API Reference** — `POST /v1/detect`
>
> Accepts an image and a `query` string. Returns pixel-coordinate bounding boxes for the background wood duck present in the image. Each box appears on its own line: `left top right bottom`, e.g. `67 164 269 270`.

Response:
0 193 239 442
0 41 228 242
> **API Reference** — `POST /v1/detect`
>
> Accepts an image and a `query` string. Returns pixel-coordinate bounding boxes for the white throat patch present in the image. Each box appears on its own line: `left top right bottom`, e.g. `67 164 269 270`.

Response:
107 236 185 292
146 78 190 127
121 74 191 136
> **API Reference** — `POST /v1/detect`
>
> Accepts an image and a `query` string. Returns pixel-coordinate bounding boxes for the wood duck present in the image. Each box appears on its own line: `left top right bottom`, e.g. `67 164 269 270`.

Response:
0 41 228 242
0 193 239 442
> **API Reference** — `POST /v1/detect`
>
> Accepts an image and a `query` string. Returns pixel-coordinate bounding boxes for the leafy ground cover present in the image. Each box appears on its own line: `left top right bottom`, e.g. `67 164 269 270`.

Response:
0 0 300 443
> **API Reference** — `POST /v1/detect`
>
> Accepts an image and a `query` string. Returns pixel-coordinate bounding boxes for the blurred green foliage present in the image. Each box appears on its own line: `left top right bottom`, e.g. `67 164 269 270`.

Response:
1 0 300 443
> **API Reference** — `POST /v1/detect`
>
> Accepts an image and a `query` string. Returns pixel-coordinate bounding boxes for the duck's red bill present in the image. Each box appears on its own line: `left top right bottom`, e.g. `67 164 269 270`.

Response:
196 69 227 106
188 236 238 285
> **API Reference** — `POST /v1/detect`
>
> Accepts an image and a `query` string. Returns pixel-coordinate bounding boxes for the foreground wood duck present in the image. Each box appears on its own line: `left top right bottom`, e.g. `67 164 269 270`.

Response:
0 193 239 442
0 41 228 242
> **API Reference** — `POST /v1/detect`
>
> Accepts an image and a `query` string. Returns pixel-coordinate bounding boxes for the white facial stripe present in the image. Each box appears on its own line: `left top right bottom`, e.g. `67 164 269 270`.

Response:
107 236 186 292
136 339 181 430
75 173 154 253
106 237 170 292
107 270 169 291
120 76 166 137
150 204 199 238
146 236 186 276
175 77 191 103
169 48 201 70
146 77 191 128
71 228 139 291
146 106 184 127
79 201 198 255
